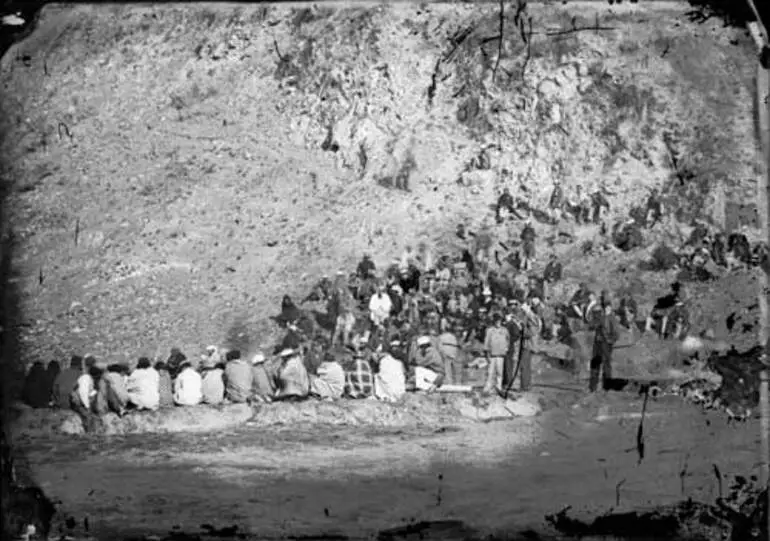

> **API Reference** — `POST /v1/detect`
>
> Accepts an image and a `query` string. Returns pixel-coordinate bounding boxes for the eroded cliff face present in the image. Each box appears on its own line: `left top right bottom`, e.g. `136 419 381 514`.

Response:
0 2 761 363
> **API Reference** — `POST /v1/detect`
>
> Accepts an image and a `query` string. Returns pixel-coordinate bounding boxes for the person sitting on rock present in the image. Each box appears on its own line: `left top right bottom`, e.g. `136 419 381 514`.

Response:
223 350 253 404
154 361 174 408
251 353 276 403
344 344 375 399
411 335 446 392
645 282 683 335
275 348 310 402
728 228 752 266
613 219 644 252
569 283 592 319
496 187 516 223
165 348 188 380
590 189 611 225
72 357 98 416
373 343 407 402
277 295 301 328
173 361 202 407
22 361 49 409
53 355 83 410
309 352 346 401
200 356 225 406
302 274 333 304
99 364 129 416
357 253 376 280
543 254 563 283
126 357 160 411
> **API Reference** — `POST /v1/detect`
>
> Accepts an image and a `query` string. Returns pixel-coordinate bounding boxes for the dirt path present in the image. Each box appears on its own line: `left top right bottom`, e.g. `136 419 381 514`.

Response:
17 392 761 539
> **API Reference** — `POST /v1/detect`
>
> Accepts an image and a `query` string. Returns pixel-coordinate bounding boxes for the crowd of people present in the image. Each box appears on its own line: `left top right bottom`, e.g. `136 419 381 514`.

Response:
17 180 762 427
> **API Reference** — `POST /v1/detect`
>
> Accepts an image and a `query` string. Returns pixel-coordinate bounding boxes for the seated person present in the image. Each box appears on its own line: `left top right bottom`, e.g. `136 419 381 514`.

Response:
309 352 346 400
173 362 203 406
251 353 276 403
617 293 639 330
373 345 407 402
127 357 160 411
410 336 446 391
645 282 683 335
569 283 591 319
344 347 375 399
543 255 563 283
275 348 310 401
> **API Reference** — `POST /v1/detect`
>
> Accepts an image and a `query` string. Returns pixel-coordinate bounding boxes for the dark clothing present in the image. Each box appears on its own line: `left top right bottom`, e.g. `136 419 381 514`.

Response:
22 364 50 409
521 225 536 243
496 192 516 221
687 224 709 247
590 312 619 392
52 368 81 409
519 346 532 392
590 192 609 224
645 194 662 225
357 258 376 279
157 369 174 408
543 260 563 283
549 185 564 210
728 233 751 264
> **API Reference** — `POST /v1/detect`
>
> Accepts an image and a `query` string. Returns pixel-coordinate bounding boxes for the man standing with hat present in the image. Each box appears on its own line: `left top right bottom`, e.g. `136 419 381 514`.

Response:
483 313 510 395
590 297 620 392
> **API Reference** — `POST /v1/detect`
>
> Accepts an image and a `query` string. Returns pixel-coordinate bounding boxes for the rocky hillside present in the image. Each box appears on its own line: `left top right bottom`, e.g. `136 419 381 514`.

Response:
0 1 762 366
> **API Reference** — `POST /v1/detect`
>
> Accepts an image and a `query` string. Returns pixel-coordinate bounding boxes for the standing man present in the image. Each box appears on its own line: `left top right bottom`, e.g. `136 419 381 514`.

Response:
330 273 356 348
548 178 564 221
482 313 510 396
518 302 540 392
520 221 537 272
502 302 523 393
590 298 620 392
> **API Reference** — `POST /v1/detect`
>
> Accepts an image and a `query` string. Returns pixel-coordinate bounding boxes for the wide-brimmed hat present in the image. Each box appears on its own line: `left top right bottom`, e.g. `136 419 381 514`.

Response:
279 348 295 358
417 336 431 347
252 353 266 365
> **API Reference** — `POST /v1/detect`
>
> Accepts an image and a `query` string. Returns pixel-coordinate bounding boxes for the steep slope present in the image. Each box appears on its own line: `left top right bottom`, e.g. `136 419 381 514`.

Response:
0 2 762 365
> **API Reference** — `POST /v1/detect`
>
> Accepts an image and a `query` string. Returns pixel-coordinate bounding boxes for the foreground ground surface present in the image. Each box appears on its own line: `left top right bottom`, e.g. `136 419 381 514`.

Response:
13 390 761 539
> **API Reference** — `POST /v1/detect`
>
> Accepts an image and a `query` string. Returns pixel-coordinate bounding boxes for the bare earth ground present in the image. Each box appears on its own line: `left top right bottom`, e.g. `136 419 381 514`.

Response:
0 1 767 539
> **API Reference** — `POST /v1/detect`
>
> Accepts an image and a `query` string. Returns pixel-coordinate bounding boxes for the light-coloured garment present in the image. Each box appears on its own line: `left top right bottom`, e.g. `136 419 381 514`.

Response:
76 373 95 410
414 366 439 391
369 293 393 326
374 354 406 402
104 372 129 406
484 326 510 357
276 355 310 399
483 356 505 394
309 361 346 399
201 368 225 405
126 367 160 411
173 367 203 406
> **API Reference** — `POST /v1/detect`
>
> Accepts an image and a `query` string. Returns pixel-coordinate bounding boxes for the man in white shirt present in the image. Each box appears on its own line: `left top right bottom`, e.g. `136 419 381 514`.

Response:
173 362 203 406
369 283 393 328
126 357 160 411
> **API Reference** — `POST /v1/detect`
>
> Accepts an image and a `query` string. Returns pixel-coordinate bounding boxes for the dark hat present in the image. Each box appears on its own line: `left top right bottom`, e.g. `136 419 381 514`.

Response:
225 350 241 361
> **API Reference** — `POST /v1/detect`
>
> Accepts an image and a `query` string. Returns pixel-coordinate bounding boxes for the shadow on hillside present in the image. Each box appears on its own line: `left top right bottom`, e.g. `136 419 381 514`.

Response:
1 1 49 538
